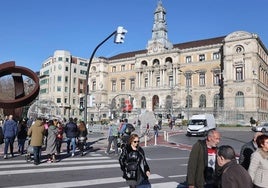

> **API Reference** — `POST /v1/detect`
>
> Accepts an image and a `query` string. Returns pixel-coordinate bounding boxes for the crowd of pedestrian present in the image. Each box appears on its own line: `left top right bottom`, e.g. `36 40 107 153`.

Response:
186 128 268 188
0 115 88 165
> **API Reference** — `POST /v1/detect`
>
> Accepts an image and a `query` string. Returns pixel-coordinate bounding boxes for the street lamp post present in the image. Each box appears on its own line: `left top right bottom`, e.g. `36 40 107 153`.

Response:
84 27 127 124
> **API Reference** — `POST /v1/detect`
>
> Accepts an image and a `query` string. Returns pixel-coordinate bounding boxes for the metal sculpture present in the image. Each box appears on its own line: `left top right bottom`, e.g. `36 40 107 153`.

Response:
0 61 40 119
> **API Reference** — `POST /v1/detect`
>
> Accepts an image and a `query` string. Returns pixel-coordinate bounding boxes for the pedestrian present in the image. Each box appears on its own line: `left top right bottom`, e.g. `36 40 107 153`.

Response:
55 120 63 155
17 118 28 155
119 133 151 188
46 120 58 163
153 123 159 137
217 145 253 188
239 132 263 170
3 115 18 159
186 129 221 188
65 117 78 157
27 117 46 165
105 120 119 155
248 134 268 188
0 124 4 145
77 120 88 156
145 123 150 136
119 119 132 145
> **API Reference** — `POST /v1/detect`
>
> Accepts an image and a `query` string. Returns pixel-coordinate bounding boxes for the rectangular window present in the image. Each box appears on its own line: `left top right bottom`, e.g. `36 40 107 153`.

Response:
56 98 61 103
213 73 220 85
112 81 116 92
65 87 68 92
121 65 125 71
186 73 192 87
186 56 192 63
57 86 61 92
73 88 76 93
74 68 77 73
66 58 69 62
156 77 160 87
121 80 126 91
199 72 205 86
57 76 62 82
64 98 67 103
213 52 220 60
130 79 135 90
199 54 205 61
236 67 244 81
169 76 173 87
112 66 116 72
58 57 63 61
65 76 68 83
145 78 148 88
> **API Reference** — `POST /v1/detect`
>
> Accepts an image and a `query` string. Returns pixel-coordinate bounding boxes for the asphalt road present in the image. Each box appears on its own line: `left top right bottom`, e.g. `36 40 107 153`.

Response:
0 126 257 188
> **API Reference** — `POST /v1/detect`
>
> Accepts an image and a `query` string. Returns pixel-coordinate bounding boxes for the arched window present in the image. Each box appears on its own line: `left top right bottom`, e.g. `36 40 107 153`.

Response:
153 59 160 66
199 94 206 108
165 57 173 64
235 91 244 107
141 60 148 67
141 96 146 109
186 95 192 108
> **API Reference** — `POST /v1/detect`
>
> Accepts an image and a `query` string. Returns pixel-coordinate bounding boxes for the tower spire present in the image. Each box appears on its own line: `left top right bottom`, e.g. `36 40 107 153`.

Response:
147 0 173 53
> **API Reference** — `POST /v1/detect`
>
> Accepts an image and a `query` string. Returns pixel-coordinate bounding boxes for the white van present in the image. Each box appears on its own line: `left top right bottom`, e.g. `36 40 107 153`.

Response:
186 114 216 136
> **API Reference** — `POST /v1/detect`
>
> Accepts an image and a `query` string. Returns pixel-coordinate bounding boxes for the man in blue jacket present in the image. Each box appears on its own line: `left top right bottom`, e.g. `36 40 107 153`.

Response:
65 117 78 157
3 115 18 159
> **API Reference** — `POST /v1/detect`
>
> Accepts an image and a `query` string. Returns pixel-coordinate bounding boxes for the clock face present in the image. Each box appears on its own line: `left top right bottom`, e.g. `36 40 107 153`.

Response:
153 46 158 52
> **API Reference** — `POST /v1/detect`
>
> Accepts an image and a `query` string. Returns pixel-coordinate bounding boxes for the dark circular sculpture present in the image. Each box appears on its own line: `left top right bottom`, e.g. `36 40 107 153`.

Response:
0 61 40 109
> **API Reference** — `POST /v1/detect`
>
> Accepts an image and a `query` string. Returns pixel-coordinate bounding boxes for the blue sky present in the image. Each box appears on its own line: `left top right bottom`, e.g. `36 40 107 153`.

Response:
1 0 268 72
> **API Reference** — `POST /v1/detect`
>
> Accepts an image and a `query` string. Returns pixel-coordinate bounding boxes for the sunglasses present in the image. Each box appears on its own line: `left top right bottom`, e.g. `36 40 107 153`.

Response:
133 140 140 143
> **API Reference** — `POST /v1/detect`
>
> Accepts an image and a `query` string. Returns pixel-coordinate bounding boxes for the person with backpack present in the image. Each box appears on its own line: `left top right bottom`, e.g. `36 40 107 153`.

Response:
105 120 119 155
119 119 135 146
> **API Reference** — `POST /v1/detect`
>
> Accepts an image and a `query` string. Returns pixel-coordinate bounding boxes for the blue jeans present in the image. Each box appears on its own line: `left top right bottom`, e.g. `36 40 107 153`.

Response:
66 137 76 154
33 146 42 164
4 137 15 155
18 138 26 153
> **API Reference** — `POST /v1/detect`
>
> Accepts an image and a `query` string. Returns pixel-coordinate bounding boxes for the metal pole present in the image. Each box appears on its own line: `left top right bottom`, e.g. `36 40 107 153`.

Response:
84 31 117 124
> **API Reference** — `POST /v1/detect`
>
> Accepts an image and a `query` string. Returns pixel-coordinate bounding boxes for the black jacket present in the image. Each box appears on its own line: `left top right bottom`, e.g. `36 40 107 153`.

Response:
119 144 150 181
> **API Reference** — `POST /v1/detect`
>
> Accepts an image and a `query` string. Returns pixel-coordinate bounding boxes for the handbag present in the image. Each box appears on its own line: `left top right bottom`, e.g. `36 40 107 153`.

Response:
126 162 138 171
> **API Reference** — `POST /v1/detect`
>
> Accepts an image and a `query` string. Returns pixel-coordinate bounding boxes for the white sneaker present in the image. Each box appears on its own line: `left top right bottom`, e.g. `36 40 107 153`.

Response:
3 155 7 159
71 153 75 157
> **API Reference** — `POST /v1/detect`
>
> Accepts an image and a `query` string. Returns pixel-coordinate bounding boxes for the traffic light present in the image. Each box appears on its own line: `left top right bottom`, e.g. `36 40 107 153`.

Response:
79 97 84 111
114 26 127 43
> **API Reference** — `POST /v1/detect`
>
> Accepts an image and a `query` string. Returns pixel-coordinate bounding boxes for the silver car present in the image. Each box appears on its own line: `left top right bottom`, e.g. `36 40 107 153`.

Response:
252 122 268 132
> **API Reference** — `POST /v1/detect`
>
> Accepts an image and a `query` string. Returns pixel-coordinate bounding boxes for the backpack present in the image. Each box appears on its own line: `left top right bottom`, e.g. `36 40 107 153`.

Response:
125 123 135 134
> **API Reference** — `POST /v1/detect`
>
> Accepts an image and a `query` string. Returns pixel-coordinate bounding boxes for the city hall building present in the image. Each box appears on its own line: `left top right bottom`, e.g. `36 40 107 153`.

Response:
39 1 268 125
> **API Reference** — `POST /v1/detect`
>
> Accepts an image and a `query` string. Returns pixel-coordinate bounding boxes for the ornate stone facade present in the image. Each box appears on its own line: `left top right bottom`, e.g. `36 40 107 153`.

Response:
39 1 268 125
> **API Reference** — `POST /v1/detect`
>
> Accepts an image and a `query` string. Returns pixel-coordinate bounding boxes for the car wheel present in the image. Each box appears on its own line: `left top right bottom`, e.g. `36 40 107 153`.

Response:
261 128 266 133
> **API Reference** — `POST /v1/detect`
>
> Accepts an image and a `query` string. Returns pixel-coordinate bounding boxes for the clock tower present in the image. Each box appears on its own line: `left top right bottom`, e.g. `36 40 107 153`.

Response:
147 0 173 54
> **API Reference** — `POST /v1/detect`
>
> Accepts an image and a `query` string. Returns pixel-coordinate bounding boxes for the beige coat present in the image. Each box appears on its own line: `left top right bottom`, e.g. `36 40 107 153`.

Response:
248 148 268 187
27 120 45 146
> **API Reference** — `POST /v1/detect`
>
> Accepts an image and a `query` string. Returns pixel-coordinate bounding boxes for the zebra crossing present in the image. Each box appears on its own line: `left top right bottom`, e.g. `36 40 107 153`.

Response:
0 151 182 188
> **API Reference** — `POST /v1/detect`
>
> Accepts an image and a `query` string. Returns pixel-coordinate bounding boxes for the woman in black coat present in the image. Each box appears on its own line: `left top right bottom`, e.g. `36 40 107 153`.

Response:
119 133 150 188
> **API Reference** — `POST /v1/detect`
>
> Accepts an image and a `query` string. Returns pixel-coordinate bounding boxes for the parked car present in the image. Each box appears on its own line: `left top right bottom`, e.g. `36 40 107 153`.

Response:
252 122 268 132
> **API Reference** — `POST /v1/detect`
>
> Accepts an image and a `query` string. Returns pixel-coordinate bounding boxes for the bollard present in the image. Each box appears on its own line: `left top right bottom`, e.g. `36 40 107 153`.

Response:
164 131 167 140
144 135 147 147
167 132 169 142
154 134 157 145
